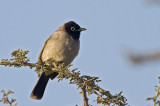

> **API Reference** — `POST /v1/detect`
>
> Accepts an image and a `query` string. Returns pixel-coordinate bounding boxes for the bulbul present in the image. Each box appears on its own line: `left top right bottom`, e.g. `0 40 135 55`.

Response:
30 21 86 100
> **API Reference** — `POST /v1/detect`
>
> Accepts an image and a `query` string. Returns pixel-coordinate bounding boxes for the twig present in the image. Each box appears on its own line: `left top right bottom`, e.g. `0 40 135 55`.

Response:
153 86 160 106
0 90 17 106
91 89 104 100
81 84 89 106
128 51 160 64
146 77 160 106
0 61 36 68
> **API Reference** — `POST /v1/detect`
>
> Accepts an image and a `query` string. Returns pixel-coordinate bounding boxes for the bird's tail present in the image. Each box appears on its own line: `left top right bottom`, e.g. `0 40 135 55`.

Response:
30 72 50 100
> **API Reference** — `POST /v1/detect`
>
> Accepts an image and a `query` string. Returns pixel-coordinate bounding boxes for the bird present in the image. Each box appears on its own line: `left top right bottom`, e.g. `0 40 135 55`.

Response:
30 21 86 100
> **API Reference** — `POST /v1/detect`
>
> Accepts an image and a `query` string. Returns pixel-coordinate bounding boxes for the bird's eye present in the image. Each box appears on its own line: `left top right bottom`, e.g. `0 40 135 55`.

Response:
71 27 75 31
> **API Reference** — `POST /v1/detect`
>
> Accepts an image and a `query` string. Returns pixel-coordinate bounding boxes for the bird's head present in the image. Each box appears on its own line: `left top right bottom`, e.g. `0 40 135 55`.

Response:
64 21 86 39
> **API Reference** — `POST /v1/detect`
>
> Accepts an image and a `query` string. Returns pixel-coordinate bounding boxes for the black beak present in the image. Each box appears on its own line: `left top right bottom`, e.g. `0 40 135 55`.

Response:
77 28 87 32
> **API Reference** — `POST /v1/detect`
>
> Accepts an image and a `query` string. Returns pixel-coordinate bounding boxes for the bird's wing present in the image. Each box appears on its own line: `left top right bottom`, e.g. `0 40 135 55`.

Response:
37 34 59 79
38 35 52 62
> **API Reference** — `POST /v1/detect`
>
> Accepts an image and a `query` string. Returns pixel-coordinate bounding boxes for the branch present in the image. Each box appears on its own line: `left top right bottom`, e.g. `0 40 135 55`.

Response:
0 49 128 105
81 84 89 106
154 86 160 106
0 61 36 68
0 49 36 68
146 77 160 106
53 66 127 105
147 0 160 5
127 51 160 64
0 90 17 106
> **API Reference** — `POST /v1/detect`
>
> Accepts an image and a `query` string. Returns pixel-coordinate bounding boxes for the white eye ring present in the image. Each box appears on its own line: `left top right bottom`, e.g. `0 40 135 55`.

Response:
71 27 75 31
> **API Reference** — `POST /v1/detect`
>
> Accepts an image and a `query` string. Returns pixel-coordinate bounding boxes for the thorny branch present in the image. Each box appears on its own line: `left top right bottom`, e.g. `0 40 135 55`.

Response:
153 86 160 106
0 61 36 68
146 77 160 106
81 84 89 106
0 49 128 106
52 66 127 106
0 90 17 106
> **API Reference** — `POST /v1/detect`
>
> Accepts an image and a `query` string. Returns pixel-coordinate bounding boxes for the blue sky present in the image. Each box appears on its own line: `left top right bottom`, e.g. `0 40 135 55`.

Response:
0 0 160 106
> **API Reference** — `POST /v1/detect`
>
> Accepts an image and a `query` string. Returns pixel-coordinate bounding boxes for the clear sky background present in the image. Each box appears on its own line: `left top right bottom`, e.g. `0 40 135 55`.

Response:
0 0 160 106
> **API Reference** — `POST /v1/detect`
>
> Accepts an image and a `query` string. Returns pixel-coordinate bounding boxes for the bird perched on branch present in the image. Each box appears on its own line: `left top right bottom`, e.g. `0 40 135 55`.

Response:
30 21 86 100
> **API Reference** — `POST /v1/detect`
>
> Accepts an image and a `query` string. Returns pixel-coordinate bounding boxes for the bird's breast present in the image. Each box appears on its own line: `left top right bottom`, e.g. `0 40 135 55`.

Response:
41 32 80 65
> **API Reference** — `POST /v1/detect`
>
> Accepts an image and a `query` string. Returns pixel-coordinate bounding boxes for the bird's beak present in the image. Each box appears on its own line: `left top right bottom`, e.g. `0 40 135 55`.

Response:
77 28 87 32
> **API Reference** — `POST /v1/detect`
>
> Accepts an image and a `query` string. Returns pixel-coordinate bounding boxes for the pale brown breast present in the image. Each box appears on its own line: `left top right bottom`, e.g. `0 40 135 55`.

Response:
41 31 80 65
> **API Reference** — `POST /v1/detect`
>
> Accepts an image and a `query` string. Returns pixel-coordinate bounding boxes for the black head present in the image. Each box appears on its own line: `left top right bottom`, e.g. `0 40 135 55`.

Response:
64 21 86 40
